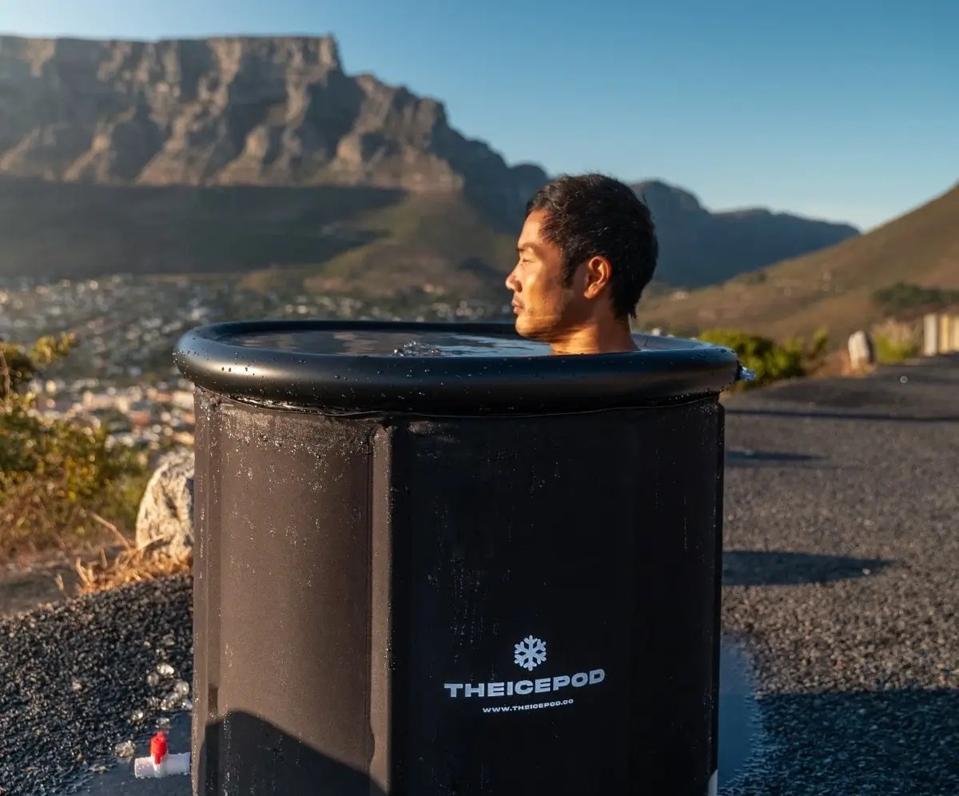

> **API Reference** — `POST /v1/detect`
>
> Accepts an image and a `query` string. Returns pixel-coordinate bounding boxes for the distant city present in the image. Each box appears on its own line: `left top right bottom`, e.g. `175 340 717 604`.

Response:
1 275 510 455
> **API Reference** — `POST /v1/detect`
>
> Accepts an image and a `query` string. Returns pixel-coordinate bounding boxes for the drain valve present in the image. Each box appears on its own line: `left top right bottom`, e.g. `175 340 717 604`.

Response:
133 731 190 778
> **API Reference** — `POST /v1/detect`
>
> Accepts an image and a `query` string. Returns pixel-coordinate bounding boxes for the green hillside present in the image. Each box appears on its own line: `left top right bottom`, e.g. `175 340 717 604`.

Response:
241 193 517 302
0 177 518 303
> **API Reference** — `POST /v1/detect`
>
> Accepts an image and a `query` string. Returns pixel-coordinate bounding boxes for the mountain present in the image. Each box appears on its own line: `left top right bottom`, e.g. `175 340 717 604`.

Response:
0 34 856 298
0 34 547 300
0 35 544 221
632 181 858 286
638 182 959 341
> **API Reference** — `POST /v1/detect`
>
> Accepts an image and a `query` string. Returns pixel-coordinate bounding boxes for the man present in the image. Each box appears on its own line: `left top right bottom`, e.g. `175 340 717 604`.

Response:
506 174 658 354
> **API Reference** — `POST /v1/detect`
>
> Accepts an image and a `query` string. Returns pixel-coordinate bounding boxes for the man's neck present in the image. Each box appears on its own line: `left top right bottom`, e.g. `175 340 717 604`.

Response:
549 317 637 355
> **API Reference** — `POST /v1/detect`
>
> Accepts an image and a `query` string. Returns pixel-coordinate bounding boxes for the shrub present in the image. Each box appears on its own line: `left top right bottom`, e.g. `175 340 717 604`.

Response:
873 282 959 314
697 328 828 389
873 334 919 364
735 270 768 285
0 335 148 560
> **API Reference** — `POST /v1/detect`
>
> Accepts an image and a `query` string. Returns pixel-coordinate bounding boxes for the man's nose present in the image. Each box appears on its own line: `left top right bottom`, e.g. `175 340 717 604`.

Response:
505 268 520 292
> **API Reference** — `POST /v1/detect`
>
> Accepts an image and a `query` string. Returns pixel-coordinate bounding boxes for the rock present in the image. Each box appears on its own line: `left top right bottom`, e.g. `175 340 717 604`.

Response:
135 448 194 556
847 330 875 371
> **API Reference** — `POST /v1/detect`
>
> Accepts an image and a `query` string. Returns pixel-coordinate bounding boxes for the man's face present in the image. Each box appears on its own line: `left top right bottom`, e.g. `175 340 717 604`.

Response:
505 209 588 342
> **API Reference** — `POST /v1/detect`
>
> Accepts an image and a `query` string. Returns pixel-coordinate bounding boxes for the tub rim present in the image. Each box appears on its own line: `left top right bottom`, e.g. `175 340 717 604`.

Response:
174 320 740 414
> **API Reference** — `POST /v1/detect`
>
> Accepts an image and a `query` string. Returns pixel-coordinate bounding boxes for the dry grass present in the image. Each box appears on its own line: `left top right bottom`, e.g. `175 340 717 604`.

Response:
55 513 191 596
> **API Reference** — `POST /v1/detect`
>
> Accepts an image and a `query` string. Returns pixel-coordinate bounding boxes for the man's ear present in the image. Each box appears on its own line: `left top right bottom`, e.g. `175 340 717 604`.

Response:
583 256 613 299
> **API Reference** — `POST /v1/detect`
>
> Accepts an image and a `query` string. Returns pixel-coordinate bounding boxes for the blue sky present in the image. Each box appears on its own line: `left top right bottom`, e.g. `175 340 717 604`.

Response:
2 1 957 230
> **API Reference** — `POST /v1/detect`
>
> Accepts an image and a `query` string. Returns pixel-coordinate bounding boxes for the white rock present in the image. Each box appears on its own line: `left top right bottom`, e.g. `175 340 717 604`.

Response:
135 448 194 556
847 330 874 371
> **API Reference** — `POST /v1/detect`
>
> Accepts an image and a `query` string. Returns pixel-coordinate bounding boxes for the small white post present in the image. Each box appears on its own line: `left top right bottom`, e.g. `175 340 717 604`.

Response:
923 313 939 356
847 331 874 371
939 314 951 354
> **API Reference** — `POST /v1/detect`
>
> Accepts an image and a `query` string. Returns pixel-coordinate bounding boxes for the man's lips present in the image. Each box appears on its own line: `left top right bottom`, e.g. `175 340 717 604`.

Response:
511 300 523 313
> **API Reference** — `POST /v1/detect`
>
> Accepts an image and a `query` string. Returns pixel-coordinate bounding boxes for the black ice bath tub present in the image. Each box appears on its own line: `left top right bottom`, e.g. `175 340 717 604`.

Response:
174 320 739 796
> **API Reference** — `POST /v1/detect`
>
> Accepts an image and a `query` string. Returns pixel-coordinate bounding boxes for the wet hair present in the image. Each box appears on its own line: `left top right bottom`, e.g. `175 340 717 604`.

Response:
526 174 658 318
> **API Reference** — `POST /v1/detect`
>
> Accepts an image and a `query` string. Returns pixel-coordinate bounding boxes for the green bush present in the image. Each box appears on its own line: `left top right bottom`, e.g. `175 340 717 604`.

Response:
0 335 148 559
873 333 919 365
697 328 828 389
873 282 959 314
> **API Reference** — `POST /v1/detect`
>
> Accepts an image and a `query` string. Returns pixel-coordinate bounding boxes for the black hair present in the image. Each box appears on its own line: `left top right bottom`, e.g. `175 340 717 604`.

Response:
526 174 658 318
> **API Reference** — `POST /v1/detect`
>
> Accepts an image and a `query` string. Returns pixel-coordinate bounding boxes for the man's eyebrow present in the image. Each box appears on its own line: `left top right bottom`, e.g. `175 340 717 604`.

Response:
517 242 540 253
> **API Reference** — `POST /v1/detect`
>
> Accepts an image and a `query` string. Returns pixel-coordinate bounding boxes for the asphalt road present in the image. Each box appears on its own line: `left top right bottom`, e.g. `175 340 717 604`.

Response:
0 355 956 794
720 355 959 794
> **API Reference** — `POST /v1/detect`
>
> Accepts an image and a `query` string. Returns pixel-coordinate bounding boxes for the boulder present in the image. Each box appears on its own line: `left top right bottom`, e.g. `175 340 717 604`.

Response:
135 448 194 557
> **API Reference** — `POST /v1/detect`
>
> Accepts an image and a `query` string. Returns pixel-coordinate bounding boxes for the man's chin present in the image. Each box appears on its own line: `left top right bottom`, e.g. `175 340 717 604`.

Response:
512 315 531 339
513 316 548 342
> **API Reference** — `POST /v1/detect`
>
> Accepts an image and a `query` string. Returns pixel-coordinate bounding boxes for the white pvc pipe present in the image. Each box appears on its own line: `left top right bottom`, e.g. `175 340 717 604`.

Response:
133 752 190 778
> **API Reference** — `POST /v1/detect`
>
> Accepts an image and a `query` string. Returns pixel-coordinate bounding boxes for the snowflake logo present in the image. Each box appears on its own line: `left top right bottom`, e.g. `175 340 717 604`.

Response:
513 635 547 671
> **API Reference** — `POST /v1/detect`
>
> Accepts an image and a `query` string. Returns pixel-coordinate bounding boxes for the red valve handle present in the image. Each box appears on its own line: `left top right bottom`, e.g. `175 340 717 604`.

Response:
150 731 168 765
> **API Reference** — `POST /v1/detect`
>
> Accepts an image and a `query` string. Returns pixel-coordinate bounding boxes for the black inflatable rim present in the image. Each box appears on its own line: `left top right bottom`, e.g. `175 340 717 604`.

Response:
174 320 739 414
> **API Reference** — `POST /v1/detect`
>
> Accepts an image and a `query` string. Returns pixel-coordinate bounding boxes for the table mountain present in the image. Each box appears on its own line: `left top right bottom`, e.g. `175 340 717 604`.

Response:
0 35 544 218
0 34 857 295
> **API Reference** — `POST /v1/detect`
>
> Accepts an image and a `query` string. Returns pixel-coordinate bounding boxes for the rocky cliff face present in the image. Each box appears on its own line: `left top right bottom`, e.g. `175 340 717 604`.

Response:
0 35 544 207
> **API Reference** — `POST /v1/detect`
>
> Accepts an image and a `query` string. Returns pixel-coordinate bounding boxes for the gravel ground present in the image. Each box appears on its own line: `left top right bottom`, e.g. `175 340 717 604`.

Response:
1 356 957 795
721 355 959 795
0 577 192 795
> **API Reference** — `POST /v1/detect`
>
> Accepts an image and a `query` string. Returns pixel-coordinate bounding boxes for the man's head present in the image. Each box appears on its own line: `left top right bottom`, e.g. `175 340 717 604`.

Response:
505 174 657 353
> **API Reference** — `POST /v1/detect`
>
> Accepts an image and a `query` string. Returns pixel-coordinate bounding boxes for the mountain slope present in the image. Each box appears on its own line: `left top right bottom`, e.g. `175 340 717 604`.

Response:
240 192 517 302
633 181 858 286
638 182 959 341
0 34 860 294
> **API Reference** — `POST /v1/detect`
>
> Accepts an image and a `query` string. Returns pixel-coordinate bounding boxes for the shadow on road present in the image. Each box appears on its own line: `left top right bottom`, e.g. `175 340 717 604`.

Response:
197 711 387 795
727 407 959 424
736 688 959 794
723 550 891 586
